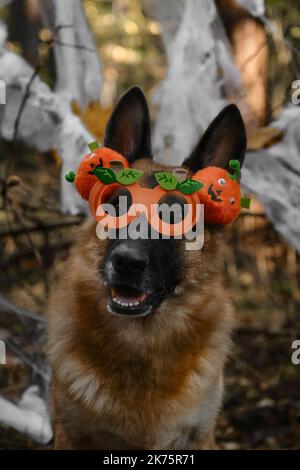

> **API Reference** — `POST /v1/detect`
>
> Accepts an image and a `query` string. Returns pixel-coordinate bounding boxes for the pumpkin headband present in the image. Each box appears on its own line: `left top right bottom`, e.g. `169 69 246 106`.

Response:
65 141 250 227
66 166 204 195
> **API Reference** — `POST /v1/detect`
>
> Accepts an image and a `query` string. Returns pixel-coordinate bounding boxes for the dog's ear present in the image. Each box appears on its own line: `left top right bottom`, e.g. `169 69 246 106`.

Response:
183 104 246 173
103 86 152 163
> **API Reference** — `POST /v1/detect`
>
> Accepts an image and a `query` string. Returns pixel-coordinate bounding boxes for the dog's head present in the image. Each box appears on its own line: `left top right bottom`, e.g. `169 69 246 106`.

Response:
97 87 246 317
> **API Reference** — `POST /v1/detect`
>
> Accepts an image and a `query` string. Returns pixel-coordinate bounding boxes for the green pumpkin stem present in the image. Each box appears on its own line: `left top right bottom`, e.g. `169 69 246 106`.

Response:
229 159 241 180
65 170 76 183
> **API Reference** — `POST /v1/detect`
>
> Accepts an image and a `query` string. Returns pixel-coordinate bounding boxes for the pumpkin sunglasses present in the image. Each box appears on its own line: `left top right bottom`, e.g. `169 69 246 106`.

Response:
65 141 251 235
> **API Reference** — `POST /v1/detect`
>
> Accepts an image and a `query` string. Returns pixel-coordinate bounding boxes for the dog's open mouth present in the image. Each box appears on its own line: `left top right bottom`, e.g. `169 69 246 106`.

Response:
108 285 152 316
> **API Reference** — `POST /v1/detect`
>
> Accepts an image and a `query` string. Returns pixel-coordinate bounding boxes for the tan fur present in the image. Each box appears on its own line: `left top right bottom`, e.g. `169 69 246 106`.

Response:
48 159 234 450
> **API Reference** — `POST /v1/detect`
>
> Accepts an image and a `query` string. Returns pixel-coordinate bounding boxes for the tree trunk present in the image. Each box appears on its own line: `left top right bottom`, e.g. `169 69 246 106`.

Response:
39 0 101 108
217 0 269 125
9 0 40 67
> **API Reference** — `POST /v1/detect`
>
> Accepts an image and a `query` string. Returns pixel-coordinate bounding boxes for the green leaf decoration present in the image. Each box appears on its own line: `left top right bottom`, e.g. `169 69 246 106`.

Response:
65 170 76 183
178 179 204 194
241 197 251 209
116 168 143 185
229 159 241 180
155 172 178 190
93 167 116 184
88 140 100 152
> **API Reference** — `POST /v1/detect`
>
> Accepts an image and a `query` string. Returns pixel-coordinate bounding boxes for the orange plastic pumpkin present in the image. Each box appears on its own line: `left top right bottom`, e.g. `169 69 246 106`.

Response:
75 147 128 200
193 167 241 225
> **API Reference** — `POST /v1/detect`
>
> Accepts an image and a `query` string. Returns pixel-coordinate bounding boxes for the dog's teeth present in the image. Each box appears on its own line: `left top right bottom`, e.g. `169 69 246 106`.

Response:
112 297 144 308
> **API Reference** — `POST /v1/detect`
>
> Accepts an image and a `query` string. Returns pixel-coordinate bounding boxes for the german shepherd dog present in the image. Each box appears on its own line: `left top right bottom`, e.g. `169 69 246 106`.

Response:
48 87 246 449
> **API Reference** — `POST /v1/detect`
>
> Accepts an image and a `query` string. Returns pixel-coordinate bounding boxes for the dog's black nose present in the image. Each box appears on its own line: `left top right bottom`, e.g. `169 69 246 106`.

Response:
111 244 149 274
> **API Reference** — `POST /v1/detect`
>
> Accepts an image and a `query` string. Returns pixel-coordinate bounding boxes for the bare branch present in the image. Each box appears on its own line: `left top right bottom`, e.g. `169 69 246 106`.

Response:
12 67 40 141
0 296 45 324
53 39 96 53
0 216 82 236
5 338 49 383
12 24 77 141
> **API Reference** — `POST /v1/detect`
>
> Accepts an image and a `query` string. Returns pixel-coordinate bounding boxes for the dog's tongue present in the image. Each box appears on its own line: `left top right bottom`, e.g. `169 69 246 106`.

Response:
111 286 146 303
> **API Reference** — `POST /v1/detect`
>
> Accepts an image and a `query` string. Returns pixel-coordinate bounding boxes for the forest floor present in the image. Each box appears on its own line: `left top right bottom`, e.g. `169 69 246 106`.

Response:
0 147 300 449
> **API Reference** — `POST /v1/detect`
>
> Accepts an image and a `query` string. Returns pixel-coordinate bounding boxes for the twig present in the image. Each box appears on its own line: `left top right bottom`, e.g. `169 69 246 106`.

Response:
53 39 96 53
54 24 73 34
8 195 44 265
240 212 266 218
0 216 82 236
239 39 269 72
5 338 49 383
12 23 76 141
0 237 74 268
8 194 50 294
13 67 40 141
0 296 45 324
236 325 294 337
